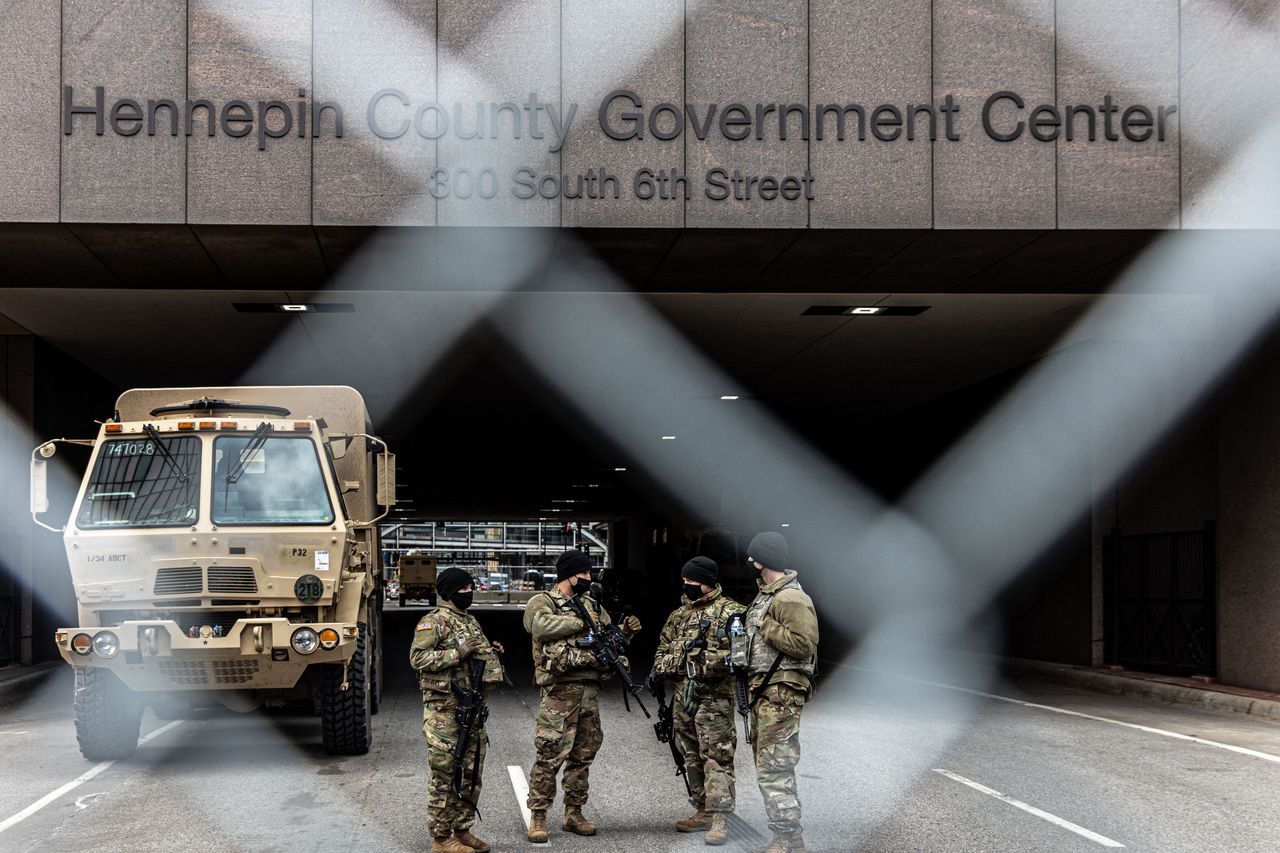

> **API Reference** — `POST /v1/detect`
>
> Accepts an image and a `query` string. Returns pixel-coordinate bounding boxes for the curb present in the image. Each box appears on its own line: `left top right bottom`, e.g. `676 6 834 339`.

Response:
0 661 62 704
1004 658 1280 723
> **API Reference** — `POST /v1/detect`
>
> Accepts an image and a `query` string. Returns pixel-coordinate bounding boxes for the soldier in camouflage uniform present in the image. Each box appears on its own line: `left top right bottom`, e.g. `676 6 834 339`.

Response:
741 532 819 853
410 567 505 853
651 556 746 846
522 549 641 844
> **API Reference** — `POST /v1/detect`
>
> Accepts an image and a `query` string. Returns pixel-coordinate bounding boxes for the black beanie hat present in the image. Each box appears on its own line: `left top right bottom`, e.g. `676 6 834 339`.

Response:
556 549 593 581
747 531 790 572
437 567 473 602
681 556 718 587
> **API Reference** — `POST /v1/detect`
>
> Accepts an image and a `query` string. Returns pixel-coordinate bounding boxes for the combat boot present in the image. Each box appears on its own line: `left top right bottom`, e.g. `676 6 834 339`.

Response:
750 832 805 853
527 810 549 844
705 812 728 845
676 808 711 832
429 836 472 853
453 829 490 852
563 804 598 836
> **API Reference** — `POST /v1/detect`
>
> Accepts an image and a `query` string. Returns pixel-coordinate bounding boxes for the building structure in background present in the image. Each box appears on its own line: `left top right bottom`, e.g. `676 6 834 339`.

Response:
0 1 1278 698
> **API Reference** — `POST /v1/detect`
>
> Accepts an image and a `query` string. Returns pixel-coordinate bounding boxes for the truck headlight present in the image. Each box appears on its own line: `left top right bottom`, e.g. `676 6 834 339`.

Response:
291 627 319 655
71 633 93 656
317 628 339 651
92 631 120 659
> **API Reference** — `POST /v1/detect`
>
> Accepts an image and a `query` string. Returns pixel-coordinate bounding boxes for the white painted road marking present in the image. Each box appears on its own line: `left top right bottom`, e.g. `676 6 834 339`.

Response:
845 664 1280 767
934 769 1126 848
507 764 543 841
941 681 1280 766
0 720 182 836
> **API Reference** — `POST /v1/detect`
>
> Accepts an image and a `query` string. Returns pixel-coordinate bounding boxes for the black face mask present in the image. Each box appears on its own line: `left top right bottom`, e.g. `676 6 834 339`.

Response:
570 577 593 596
451 591 474 611
683 583 704 600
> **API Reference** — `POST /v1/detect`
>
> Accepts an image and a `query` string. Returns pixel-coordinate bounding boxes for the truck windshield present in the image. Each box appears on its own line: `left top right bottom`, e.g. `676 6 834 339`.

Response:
77 437 201 529
212 436 335 525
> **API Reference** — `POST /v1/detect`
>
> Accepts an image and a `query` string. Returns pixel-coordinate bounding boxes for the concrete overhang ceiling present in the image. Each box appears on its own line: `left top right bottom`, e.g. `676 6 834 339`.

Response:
0 224 1210 517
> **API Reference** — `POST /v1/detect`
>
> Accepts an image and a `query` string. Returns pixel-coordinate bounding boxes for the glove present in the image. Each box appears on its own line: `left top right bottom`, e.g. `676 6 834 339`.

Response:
621 615 642 637
490 641 505 655
457 637 483 659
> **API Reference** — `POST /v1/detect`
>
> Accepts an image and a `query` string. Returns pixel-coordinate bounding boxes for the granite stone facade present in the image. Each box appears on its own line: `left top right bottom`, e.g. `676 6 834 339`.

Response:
0 1 1263 228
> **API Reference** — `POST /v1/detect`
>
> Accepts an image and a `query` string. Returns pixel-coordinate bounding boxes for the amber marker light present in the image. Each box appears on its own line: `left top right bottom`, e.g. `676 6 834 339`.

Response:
104 424 123 433
318 628 340 650
293 421 311 431
220 421 237 430
71 633 93 655
342 626 358 638
199 421 217 430
177 421 195 431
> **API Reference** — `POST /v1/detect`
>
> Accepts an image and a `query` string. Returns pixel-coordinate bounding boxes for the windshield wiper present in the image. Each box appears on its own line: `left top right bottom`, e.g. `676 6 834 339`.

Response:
143 425 189 483
225 422 272 485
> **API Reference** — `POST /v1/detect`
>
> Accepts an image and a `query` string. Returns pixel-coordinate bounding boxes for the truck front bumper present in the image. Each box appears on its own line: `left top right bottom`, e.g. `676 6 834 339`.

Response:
54 619 358 692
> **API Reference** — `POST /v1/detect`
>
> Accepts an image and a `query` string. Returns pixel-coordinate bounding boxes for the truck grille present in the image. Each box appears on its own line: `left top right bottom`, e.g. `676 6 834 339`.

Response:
157 659 208 686
211 659 260 685
153 567 203 596
207 566 257 594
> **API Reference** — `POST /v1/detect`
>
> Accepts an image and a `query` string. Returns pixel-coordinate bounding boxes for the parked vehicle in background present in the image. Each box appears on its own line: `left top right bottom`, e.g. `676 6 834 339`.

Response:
398 553 437 607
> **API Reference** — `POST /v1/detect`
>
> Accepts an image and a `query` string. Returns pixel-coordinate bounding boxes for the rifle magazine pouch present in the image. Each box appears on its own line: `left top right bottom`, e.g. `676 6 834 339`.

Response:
482 654 505 684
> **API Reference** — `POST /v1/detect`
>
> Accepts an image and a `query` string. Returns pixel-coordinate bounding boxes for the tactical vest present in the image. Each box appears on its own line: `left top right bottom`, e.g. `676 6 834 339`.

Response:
532 592 607 679
745 576 816 678
418 607 504 694
658 588 742 682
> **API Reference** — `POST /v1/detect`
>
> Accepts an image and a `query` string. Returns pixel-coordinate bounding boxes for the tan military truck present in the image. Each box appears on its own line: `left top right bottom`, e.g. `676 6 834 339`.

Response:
397 553 437 607
30 386 395 759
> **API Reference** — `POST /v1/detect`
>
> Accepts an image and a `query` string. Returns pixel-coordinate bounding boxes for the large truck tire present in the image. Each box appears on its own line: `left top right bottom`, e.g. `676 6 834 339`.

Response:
399 593 406 607
74 668 143 761
427 592 437 607
320 622 372 755
370 608 384 716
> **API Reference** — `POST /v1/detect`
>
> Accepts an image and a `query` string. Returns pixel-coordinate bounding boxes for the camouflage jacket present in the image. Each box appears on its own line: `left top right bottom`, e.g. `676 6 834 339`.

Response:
523 586 615 688
653 585 744 691
746 570 819 694
409 599 501 696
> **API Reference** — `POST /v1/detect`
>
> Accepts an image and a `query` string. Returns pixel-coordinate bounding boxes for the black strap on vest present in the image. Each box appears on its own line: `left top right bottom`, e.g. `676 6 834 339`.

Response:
747 652 786 708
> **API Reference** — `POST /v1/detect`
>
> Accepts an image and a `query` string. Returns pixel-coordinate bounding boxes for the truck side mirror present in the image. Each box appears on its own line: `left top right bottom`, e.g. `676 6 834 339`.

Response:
377 452 396 508
31 442 64 533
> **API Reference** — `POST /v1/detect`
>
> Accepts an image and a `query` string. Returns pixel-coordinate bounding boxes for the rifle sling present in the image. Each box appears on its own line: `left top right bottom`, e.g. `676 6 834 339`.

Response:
747 652 787 709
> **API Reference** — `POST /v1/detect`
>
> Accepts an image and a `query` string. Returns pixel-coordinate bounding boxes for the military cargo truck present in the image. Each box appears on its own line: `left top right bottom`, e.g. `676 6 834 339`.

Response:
397 553 437 606
30 386 395 759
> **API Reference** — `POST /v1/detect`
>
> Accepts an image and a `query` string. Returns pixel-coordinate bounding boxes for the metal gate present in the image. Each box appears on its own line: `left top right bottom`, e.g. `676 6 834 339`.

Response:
1104 524 1216 676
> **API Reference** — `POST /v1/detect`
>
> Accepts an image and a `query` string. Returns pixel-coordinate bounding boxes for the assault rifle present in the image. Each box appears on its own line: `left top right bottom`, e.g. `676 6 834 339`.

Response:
564 594 651 718
646 672 692 797
450 654 490 802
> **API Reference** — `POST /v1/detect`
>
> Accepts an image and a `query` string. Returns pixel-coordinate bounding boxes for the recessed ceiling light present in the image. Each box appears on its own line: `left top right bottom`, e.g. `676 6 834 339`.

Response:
802 305 930 317
234 302 355 314
661 435 676 441
614 467 627 472
720 395 740 401
781 523 791 528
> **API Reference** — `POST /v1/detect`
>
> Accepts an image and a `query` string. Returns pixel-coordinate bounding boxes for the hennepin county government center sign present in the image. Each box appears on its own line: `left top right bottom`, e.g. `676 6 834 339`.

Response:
62 85 1178 203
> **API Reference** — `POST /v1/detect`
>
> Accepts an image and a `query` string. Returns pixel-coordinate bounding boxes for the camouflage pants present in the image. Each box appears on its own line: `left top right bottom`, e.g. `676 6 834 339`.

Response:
673 681 737 812
422 695 488 839
750 682 806 836
527 681 603 811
